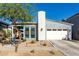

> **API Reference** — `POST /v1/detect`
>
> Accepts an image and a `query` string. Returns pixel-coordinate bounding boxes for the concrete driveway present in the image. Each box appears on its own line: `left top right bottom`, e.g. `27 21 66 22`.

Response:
50 40 79 56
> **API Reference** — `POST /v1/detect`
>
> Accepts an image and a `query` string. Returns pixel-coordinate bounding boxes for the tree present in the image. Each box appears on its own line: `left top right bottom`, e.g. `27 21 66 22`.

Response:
0 4 36 52
0 3 34 24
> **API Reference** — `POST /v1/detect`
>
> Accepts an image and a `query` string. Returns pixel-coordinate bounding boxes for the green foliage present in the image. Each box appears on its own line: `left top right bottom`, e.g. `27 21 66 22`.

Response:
22 38 26 42
3 29 11 38
7 29 12 37
0 3 35 23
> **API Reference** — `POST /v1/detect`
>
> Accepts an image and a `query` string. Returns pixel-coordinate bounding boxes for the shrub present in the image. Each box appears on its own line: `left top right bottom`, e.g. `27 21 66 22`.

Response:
22 39 26 42
30 50 34 53
30 40 35 44
49 51 55 55
3 29 11 38
42 43 47 46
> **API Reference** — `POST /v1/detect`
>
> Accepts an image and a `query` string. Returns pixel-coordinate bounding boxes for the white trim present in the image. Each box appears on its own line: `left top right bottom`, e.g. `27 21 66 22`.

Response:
23 25 25 39
25 25 36 40
12 26 14 39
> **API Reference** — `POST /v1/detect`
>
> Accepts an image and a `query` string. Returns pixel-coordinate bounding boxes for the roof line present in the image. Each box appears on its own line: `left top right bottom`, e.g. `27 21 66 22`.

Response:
67 12 79 20
46 19 73 25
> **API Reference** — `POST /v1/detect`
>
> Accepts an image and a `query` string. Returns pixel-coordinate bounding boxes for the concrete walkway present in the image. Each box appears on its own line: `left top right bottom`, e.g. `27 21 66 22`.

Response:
50 40 79 56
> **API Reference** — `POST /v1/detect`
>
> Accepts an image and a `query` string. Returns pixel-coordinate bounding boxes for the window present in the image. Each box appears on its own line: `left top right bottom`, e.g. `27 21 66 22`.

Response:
63 29 67 31
31 27 35 38
25 27 29 38
58 29 62 31
47 29 51 31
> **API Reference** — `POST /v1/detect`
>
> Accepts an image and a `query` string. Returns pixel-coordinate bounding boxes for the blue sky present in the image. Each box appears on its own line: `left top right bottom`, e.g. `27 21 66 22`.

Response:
1 3 79 24
35 3 79 21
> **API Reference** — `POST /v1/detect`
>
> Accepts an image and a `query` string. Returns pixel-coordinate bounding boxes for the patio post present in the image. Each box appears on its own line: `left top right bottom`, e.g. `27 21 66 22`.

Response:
12 25 14 40
23 25 25 39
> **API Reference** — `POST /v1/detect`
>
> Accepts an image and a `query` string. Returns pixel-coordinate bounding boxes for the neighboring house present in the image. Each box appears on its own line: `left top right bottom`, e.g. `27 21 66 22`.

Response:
11 11 73 40
66 13 79 40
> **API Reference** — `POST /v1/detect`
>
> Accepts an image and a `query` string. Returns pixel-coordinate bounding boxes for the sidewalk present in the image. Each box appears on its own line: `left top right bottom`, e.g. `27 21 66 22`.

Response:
50 40 79 56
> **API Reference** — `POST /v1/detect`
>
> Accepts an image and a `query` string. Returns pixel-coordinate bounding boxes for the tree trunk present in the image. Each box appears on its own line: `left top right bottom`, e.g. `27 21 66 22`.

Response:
15 44 18 52
12 19 19 52
13 19 16 27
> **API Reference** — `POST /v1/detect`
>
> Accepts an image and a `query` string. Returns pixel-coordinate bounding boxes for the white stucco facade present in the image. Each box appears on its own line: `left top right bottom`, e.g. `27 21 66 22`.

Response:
38 11 46 40
38 11 73 40
46 20 73 40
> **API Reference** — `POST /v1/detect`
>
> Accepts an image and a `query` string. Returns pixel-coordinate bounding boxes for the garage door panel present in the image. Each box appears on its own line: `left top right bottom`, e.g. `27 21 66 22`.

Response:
47 31 67 40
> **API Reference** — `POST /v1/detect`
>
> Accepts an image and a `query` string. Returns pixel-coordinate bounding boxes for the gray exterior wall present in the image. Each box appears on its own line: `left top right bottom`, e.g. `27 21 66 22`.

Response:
66 14 79 40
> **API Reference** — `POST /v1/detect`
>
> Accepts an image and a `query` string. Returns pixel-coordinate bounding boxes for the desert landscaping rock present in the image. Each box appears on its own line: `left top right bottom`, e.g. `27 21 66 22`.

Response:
0 40 64 56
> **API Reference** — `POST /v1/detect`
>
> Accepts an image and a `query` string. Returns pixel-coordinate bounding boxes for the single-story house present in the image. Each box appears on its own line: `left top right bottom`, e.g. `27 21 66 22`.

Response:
11 11 73 41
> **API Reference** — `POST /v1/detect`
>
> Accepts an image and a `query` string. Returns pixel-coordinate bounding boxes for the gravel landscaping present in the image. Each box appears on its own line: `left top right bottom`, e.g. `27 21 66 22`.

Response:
0 40 64 56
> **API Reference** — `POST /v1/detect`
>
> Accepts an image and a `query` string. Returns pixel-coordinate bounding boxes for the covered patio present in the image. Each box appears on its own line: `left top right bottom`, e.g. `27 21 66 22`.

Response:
11 22 38 41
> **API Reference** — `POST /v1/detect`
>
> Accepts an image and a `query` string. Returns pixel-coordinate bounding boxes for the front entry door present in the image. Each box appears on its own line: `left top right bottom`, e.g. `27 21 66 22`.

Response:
25 25 36 40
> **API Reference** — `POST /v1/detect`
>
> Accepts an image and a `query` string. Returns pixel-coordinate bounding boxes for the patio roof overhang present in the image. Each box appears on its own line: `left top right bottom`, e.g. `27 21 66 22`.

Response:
12 22 37 25
0 21 9 28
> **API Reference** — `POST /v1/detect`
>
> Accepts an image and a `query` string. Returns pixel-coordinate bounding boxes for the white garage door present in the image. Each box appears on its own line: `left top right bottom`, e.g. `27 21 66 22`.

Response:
47 29 68 40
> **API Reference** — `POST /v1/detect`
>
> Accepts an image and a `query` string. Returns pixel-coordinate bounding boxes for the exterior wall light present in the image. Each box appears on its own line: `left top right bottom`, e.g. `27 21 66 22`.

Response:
41 28 43 31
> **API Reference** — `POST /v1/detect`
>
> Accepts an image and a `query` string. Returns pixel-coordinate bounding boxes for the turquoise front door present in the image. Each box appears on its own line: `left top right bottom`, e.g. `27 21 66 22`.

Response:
25 25 36 40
